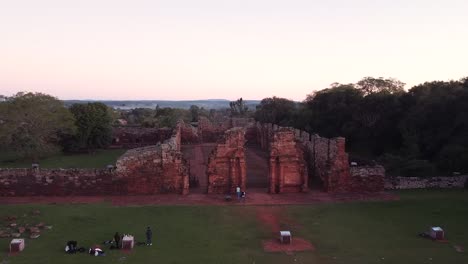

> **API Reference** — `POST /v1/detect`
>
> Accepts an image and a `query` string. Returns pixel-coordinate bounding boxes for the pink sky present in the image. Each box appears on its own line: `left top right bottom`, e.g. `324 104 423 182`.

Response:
1 0 467 101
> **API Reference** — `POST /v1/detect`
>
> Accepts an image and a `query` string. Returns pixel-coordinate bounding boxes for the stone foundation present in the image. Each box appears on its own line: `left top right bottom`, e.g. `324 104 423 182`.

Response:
385 175 468 189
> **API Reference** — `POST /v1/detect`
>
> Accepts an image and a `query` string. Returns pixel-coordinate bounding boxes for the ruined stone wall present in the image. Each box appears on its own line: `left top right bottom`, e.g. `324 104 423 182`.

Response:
0 168 117 196
111 126 173 148
206 128 246 194
0 124 189 196
197 117 226 143
115 124 188 194
349 166 385 192
269 128 308 193
179 120 200 144
256 122 385 193
385 176 468 190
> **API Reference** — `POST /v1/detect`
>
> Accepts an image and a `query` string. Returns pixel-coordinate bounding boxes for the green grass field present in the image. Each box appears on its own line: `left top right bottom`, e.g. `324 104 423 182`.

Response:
0 149 127 169
0 190 467 264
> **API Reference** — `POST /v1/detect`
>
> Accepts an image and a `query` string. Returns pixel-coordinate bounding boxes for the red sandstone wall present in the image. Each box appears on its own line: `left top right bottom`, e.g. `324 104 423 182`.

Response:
0 168 116 196
0 124 189 196
269 128 308 193
115 126 189 194
206 128 246 194
256 122 385 193
179 121 200 144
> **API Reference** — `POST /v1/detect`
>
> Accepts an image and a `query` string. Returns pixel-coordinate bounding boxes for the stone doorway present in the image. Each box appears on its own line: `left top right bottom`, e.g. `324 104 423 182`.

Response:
181 143 217 194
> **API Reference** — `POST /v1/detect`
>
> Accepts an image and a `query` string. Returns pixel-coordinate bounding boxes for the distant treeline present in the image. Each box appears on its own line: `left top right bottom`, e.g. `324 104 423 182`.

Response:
63 99 261 110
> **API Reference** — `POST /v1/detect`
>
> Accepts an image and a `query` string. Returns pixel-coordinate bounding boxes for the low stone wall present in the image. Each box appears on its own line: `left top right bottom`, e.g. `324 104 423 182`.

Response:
349 166 385 192
385 176 468 190
0 123 189 196
0 168 116 196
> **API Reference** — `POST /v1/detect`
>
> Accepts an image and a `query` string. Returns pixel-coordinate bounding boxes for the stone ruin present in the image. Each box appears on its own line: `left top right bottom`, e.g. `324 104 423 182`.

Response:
0 117 386 196
268 128 308 193
206 127 247 194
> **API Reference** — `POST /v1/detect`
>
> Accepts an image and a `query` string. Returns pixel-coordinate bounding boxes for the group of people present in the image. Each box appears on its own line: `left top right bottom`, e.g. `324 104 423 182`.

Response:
236 186 246 202
64 226 153 257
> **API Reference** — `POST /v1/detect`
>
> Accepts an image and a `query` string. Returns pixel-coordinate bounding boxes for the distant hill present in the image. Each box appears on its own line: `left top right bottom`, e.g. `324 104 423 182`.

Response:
63 99 261 110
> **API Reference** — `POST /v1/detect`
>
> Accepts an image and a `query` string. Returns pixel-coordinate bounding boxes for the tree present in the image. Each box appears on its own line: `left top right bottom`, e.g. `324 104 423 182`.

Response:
0 92 76 161
229 98 249 117
303 84 363 139
254 97 297 126
69 102 113 151
189 105 200 122
356 77 405 95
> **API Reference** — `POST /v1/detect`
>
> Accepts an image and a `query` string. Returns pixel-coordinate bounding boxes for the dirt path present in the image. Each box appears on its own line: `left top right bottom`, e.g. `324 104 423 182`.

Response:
256 206 315 253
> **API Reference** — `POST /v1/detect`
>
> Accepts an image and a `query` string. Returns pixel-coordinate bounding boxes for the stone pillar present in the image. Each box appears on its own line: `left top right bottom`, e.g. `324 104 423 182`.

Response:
269 158 276 193
239 159 247 191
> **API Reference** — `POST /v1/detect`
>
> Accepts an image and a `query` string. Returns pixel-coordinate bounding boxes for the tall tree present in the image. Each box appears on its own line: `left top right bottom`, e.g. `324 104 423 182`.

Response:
356 77 405 95
254 97 297 126
229 98 249 117
0 92 76 161
69 102 113 151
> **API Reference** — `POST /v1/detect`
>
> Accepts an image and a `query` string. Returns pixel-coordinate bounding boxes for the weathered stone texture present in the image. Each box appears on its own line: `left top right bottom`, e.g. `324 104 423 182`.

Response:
269 128 308 193
207 128 246 194
0 123 189 196
385 176 468 189
197 117 225 143
256 122 385 193
0 168 115 196
349 165 385 192
115 125 188 194
179 120 200 144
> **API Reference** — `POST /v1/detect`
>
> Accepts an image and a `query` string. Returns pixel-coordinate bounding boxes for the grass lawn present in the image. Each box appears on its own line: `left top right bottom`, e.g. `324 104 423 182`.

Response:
0 149 127 169
0 190 467 264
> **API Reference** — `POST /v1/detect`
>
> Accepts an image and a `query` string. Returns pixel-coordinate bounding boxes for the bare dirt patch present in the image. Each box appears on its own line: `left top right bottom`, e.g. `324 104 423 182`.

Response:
256 206 315 253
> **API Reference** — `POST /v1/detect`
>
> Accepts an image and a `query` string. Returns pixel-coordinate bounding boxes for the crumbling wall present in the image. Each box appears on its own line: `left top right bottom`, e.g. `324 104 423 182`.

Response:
0 124 189 196
349 165 385 192
385 175 468 189
178 120 200 144
256 122 385 193
206 128 246 194
115 125 189 194
0 168 116 196
111 126 173 148
269 128 308 193
197 117 225 143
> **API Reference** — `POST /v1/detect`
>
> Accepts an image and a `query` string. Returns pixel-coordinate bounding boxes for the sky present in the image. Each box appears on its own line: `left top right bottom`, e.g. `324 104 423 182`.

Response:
0 0 467 101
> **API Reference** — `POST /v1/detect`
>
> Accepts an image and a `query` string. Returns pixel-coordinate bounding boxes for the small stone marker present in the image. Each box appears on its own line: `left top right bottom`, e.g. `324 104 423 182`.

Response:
280 231 292 244
122 235 134 249
430 227 444 240
10 239 25 253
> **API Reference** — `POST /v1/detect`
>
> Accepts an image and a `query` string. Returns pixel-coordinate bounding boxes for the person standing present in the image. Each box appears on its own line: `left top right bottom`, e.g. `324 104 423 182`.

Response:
146 226 153 246
236 186 241 201
114 232 121 248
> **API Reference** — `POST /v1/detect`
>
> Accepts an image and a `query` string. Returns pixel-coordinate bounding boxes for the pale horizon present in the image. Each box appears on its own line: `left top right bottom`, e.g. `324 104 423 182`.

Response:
1 0 467 101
